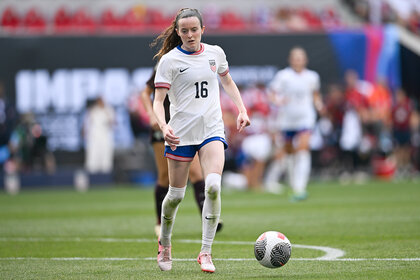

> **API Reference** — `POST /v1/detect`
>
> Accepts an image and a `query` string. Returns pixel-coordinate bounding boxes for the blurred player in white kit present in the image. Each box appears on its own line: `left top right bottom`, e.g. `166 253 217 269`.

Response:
268 47 324 201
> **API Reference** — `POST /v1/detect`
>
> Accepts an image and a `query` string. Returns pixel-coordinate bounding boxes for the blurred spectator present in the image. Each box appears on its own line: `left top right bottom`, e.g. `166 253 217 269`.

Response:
84 97 115 173
310 84 346 176
339 70 371 179
239 83 272 190
127 89 150 137
325 84 346 144
0 81 17 166
8 113 56 174
367 78 393 155
392 88 414 173
410 108 420 172
344 69 372 123
345 0 420 34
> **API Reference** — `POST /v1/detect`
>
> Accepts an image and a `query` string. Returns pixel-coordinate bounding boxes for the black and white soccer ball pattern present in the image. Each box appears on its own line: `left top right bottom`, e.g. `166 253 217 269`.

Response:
254 231 291 268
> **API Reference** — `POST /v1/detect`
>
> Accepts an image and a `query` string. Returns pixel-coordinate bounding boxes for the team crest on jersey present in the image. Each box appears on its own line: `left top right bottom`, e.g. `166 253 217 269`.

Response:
209 59 216 72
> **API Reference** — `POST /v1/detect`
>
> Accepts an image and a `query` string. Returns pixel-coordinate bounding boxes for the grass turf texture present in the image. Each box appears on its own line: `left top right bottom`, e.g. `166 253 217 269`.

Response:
0 179 419 279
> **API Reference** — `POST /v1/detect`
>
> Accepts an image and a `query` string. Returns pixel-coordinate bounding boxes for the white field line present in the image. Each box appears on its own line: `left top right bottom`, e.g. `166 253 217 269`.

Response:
0 257 419 262
0 237 418 262
0 237 343 260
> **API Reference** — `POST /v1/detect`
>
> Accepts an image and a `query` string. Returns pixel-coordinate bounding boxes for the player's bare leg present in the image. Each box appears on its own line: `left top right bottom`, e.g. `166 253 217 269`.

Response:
152 142 169 237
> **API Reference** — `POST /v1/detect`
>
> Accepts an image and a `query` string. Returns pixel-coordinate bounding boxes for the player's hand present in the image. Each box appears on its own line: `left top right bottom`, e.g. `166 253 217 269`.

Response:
162 124 179 151
237 111 251 133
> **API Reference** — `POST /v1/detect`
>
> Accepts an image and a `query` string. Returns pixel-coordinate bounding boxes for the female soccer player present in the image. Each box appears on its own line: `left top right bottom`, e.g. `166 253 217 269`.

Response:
269 47 324 202
140 70 222 237
151 8 250 273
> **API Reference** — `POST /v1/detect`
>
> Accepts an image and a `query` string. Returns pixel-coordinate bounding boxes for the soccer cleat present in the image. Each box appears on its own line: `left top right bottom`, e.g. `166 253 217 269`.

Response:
157 239 172 271
197 252 215 273
289 192 308 203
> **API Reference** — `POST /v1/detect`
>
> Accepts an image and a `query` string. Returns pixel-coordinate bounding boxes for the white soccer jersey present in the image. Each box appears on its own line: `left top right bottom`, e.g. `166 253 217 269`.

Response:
269 67 320 130
155 43 229 146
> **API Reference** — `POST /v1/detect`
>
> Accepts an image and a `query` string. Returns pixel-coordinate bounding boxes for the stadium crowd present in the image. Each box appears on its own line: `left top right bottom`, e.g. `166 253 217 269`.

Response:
344 0 420 34
217 71 420 189
0 3 345 35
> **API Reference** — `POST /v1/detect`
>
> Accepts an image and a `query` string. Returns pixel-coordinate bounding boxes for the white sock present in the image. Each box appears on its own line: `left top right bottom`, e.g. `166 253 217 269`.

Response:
201 173 221 254
264 158 286 185
286 154 295 190
293 150 311 195
160 185 186 246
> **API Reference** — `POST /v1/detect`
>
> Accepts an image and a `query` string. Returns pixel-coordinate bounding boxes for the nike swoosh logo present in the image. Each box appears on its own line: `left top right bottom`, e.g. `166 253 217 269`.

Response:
205 216 215 220
180 67 189 73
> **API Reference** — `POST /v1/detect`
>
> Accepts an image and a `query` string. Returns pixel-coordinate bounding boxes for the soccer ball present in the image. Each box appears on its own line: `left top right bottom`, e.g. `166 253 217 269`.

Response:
254 231 292 268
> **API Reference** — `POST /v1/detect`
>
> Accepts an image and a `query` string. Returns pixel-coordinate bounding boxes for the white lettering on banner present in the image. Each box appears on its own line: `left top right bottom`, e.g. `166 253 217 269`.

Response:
50 70 69 113
15 68 153 114
14 66 276 151
229 66 277 85
71 69 101 112
16 70 32 113
15 66 277 114
37 114 81 151
34 70 50 113
103 69 129 107
132 68 154 91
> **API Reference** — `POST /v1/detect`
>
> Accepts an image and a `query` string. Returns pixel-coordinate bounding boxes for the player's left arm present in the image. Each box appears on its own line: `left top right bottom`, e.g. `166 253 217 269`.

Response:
313 90 326 116
219 73 250 132
312 73 325 116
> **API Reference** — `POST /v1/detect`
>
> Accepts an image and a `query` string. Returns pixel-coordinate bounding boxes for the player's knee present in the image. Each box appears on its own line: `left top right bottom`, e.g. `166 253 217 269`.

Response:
166 186 186 206
205 173 221 200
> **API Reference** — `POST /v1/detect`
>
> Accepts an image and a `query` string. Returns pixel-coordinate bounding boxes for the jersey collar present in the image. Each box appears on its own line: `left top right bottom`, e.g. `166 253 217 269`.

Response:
177 43 204 55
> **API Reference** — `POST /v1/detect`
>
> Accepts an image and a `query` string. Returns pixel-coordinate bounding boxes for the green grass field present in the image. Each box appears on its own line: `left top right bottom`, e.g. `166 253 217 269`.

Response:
1 179 420 279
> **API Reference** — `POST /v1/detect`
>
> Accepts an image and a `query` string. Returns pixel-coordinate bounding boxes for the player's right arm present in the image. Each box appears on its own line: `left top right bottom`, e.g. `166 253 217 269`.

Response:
153 87 179 150
140 85 160 131
268 71 287 106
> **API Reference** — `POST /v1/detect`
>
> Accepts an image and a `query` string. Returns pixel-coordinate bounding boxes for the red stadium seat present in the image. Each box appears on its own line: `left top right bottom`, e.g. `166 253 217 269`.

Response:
53 7 73 33
147 9 172 31
22 8 46 33
297 8 322 29
1 6 20 31
100 8 122 33
121 7 146 33
321 7 341 29
70 8 97 34
220 11 246 32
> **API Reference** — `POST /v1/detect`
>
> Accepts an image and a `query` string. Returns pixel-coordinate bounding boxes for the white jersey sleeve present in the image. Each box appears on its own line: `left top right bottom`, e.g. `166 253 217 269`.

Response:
214 45 229 76
154 56 173 89
268 71 284 94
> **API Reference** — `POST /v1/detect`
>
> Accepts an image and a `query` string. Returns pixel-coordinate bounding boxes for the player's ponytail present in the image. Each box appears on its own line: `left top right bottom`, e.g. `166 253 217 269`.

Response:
151 8 203 60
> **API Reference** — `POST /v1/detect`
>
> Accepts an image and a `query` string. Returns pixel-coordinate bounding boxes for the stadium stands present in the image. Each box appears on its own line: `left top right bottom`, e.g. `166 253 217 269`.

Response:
0 1 357 35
